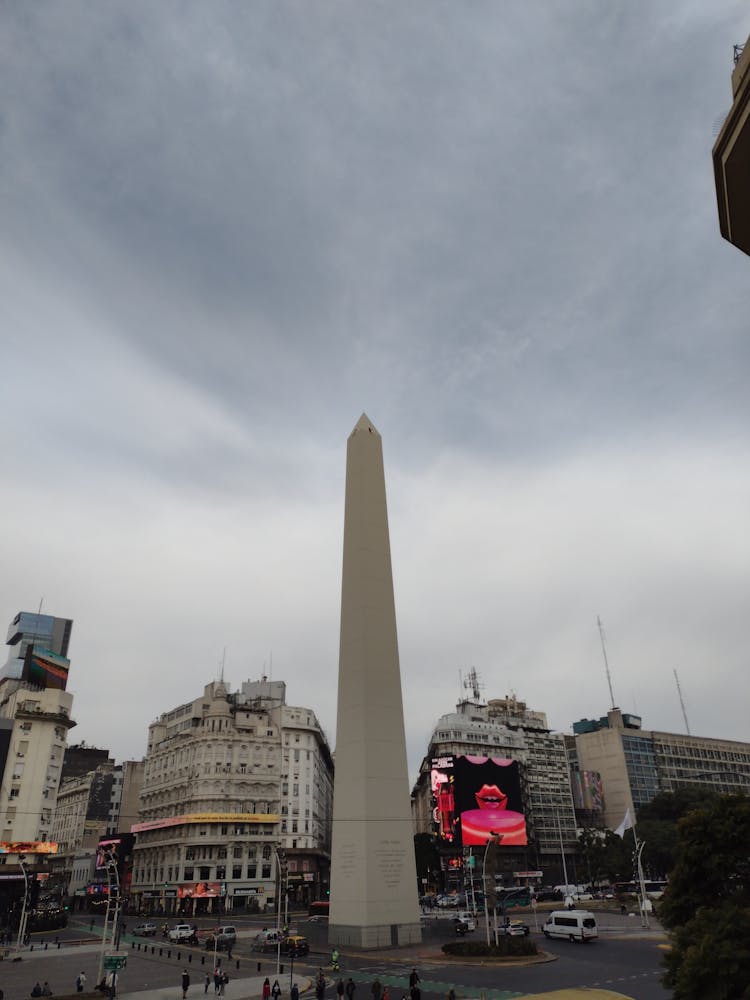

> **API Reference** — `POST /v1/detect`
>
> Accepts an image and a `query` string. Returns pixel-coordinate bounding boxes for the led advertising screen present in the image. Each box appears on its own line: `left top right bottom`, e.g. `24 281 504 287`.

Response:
177 881 223 899
571 770 605 814
431 755 528 847
22 647 70 690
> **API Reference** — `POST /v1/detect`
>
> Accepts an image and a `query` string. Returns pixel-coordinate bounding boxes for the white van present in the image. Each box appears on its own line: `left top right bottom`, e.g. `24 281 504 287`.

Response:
454 911 476 932
543 910 598 943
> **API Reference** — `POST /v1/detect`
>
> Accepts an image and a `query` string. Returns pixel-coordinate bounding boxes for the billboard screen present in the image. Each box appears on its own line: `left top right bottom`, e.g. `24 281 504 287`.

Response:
177 881 223 899
571 770 605 814
431 755 527 847
22 648 70 690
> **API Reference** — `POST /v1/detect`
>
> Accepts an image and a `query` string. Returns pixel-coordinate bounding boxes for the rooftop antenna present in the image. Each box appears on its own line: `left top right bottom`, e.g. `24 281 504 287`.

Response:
38 597 44 615
269 650 273 681
464 666 483 703
674 668 691 735
596 615 617 710
220 646 226 683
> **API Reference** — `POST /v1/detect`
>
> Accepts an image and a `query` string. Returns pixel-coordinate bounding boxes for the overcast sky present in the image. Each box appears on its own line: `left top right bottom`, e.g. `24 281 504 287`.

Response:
2 2 748 782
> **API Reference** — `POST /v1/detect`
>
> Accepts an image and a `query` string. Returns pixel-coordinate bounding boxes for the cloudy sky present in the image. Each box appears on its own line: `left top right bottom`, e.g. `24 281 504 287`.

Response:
2 2 748 781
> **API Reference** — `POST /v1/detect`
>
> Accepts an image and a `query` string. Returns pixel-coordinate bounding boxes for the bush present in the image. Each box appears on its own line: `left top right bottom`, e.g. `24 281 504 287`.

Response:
442 937 538 958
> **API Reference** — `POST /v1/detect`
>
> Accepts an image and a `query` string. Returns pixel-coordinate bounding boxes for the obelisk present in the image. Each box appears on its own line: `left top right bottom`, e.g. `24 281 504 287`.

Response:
328 414 421 949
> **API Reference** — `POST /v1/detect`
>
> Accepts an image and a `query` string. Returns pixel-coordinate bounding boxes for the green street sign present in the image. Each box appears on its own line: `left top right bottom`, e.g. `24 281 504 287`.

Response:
104 953 128 971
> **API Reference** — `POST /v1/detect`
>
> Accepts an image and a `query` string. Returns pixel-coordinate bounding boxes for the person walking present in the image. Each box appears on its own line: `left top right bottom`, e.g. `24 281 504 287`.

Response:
76 972 87 994
182 970 190 1000
408 971 420 991
271 980 281 1000
316 971 326 1000
214 968 222 994
371 980 381 1000
291 986 299 1000
335 980 344 1000
219 972 228 997
262 978 271 1000
345 979 355 1000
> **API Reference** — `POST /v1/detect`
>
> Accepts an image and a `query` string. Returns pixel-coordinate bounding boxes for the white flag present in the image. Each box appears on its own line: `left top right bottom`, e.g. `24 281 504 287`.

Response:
614 808 633 838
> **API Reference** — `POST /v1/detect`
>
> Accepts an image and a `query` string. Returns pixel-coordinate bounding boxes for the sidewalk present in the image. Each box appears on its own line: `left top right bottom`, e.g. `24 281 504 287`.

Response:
118 975 312 1000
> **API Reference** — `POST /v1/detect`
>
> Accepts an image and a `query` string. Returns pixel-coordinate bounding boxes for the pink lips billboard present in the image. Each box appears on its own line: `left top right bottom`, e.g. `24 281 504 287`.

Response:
431 755 528 847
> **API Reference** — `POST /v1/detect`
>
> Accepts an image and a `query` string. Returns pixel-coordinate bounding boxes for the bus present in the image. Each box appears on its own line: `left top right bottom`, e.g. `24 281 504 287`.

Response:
308 900 330 918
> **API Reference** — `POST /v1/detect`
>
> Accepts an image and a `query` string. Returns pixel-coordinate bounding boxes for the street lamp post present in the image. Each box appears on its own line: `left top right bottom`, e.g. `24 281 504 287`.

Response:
16 853 30 953
97 847 121 991
273 848 287 978
481 832 502 947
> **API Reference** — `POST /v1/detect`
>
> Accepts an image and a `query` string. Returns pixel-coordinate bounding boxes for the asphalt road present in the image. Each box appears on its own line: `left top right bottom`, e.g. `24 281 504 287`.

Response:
0 912 672 1000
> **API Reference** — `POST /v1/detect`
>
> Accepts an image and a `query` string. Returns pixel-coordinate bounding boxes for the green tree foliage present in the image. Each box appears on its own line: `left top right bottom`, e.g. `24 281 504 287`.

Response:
660 794 750 999
413 832 440 881
577 827 631 885
636 787 720 877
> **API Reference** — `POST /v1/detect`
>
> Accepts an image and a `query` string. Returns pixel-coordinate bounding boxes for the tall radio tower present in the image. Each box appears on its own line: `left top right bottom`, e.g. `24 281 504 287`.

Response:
596 615 617 710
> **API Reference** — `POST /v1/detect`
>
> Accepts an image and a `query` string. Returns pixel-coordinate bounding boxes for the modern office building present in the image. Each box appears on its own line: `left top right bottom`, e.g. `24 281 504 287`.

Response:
130 677 333 915
572 708 750 830
713 34 750 256
0 611 76 849
411 682 579 885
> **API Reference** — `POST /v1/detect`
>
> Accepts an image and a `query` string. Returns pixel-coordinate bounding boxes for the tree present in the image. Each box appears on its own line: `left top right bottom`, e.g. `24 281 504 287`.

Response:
660 793 750 999
413 833 440 884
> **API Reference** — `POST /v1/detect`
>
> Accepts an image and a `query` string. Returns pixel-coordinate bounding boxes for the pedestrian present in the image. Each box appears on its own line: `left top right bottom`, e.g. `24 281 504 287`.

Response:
335 980 344 1000
42 983 52 996
272 980 281 1000
31 983 42 998
447 991 456 1000
371 980 382 1000
89 918 94 932
214 968 222 994
345 979 355 1000
76 972 87 993
182 970 190 1000
262 978 271 1000
316 971 326 1000
291 986 299 1000
382 989 390 1000
219 972 228 998
408 971 420 991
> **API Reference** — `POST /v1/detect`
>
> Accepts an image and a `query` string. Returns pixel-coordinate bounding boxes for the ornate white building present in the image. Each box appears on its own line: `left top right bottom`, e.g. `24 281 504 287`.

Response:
131 678 333 915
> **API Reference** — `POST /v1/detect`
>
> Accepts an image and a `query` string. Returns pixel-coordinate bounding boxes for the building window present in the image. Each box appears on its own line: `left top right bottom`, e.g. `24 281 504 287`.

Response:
247 865 256 879
216 865 226 880
233 847 243 859
261 865 271 879
232 866 241 879
184 867 194 880
199 867 211 880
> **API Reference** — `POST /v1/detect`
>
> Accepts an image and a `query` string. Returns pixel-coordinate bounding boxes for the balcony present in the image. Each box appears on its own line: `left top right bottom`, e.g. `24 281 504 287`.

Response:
713 37 750 255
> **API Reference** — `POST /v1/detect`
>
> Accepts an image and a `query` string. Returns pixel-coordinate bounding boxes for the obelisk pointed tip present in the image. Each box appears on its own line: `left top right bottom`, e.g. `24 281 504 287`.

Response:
350 413 381 438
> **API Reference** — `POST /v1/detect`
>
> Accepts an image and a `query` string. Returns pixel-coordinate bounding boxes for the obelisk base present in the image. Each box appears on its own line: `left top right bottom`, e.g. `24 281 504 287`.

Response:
328 922 422 949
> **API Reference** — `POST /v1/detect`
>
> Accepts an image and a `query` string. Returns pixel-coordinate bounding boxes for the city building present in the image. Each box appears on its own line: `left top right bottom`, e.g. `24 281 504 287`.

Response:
0 612 76 848
713 35 750 256
571 707 750 830
48 759 114 891
130 677 333 916
106 760 145 837
411 679 579 887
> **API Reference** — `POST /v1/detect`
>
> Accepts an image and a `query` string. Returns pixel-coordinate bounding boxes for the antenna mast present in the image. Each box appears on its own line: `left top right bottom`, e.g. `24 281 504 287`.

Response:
597 615 616 710
674 668 691 735
463 666 483 703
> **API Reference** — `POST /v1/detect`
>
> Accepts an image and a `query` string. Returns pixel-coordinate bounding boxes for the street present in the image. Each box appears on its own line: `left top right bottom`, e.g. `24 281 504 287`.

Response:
0 912 672 1000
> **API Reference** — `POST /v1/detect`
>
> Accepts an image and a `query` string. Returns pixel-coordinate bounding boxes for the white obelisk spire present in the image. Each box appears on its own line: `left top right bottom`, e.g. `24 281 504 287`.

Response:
328 414 421 948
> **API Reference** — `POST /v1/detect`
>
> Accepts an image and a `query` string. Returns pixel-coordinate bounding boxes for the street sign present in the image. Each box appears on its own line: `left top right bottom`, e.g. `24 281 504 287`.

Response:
104 953 128 971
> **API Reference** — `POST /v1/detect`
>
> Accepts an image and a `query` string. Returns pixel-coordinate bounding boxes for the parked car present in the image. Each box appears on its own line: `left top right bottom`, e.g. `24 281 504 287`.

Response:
281 935 309 956
168 924 197 944
203 926 237 951
454 911 476 933
133 922 157 937
497 919 530 937
252 930 283 952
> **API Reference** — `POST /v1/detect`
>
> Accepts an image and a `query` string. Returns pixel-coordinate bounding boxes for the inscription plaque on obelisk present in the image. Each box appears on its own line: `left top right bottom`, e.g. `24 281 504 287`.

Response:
328 414 421 948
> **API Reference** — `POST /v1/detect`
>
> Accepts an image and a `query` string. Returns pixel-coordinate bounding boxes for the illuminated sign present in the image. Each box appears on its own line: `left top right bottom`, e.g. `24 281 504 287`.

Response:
177 881 222 899
131 813 279 833
431 755 528 847
23 648 70 691
0 841 59 855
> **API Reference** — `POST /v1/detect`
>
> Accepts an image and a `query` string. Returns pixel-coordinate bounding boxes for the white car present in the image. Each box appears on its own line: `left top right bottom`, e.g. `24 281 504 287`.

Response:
454 911 476 932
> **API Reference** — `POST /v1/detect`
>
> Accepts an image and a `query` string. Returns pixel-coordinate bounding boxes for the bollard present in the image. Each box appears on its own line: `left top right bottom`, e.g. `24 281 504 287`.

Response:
257 962 261 973
189 954 192 963
168 950 171 959
30 945 34 951
45 943 48 950
58 942 61 950
160 948 163 956
280 965 284 975
201 955 205 965
235 960 239 971
178 951 181 961
152 946 155 955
